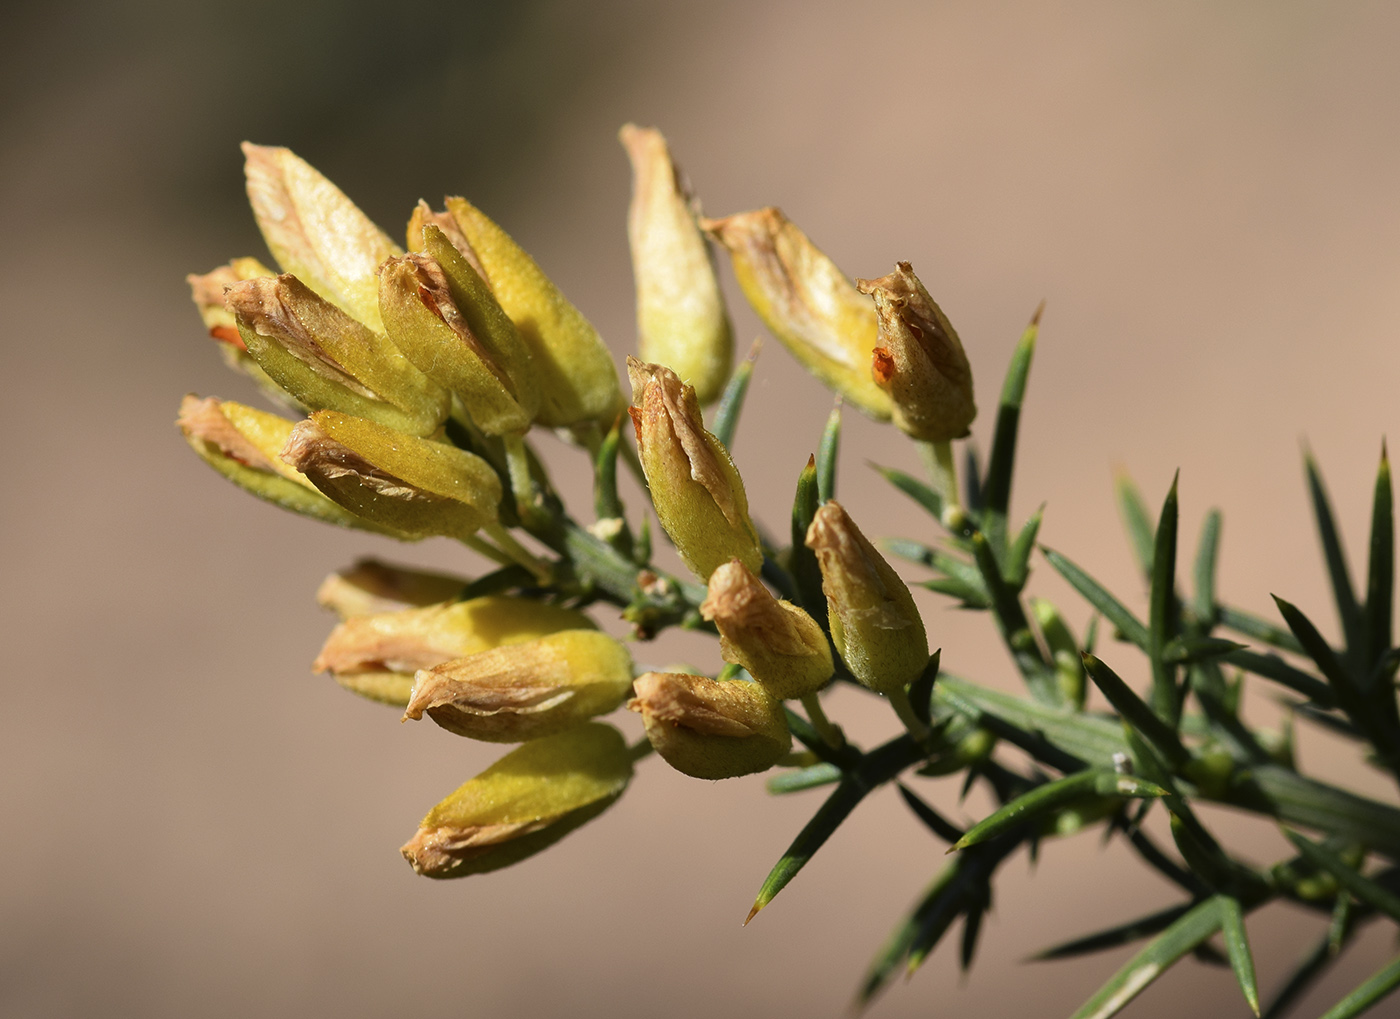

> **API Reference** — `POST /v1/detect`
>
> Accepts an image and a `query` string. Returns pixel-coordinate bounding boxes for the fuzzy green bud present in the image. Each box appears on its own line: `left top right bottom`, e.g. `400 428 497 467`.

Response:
805 501 927 693
242 142 400 331
856 261 975 441
628 672 790 779
314 596 596 706
281 410 501 540
378 228 540 436
700 559 833 700
226 274 450 436
177 395 397 534
620 124 733 404
441 197 623 428
402 630 632 742
627 358 762 580
702 207 891 419
401 723 632 878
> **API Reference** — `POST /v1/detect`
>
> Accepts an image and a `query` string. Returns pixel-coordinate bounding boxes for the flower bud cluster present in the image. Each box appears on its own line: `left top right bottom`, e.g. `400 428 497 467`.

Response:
178 125 965 883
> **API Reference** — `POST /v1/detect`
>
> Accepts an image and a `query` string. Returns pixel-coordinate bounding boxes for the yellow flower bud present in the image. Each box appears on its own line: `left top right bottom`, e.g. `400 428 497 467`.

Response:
177 395 396 534
620 124 733 404
242 142 400 331
805 501 927 693
442 197 624 428
401 722 632 878
626 358 763 580
316 559 468 619
700 559 832 700
377 227 540 435
403 629 632 741
855 262 975 441
281 410 501 540
226 274 449 436
628 672 790 780
314 595 596 706
702 207 892 419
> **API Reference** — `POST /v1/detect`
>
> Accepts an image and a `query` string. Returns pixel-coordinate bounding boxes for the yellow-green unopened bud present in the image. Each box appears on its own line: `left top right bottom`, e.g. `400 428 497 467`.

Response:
316 559 468 619
700 559 832 699
378 228 539 435
628 672 790 779
315 596 595 706
242 142 400 331
627 358 762 580
226 274 449 436
281 410 501 540
403 630 632 741
177 395 396 534
401 722 632 878
443 197 623 428
806 501 927 693
702 207 891 419
856 262 975 442
620 124 732 404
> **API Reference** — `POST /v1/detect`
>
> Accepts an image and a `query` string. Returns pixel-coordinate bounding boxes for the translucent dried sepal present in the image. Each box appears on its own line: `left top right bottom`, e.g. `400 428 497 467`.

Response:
442 196 623 428
806 501 927 693
406 200 487 280
856 261 975 441
701 559 833 699
627 358 762 579
177 395 399 534
242 142 399 330
620 124 732 404
628 672 790 779
703 207 891 418
281 411 501 540
401 723 632 878
403 630 632 742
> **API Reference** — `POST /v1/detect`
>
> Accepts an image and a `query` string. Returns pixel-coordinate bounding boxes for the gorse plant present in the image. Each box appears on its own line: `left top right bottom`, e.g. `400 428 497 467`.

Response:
179 127 1400 1018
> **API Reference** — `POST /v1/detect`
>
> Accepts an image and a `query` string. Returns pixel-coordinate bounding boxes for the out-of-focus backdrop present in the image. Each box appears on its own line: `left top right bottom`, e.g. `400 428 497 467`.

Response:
4 2 1399 1016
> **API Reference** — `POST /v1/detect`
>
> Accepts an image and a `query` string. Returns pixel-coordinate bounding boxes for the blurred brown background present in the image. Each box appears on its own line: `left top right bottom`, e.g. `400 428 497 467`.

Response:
4 1 1400 1016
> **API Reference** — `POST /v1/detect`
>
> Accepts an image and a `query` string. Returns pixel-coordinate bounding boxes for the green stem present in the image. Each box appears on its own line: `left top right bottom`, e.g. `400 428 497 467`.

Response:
887 686 934 747
460 533 518 570
801 692 846 750
919 439 961 519
503 432 550 530
482 522 552 584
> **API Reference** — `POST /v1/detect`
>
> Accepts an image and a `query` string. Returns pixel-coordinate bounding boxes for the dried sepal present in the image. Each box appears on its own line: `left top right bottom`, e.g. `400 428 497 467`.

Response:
177 395 398 534
700 559 833 699
401 723 632 878
806 501 927 693
406 200 487 279
377 226 540 435
441 196 623 428
314 596 596 707
703 207 891 418
403 630 633 741
628 672 790 779
856 261 975 441
281 411 501 540
620 124 733 404
627 357 762 579
241 142 399 330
